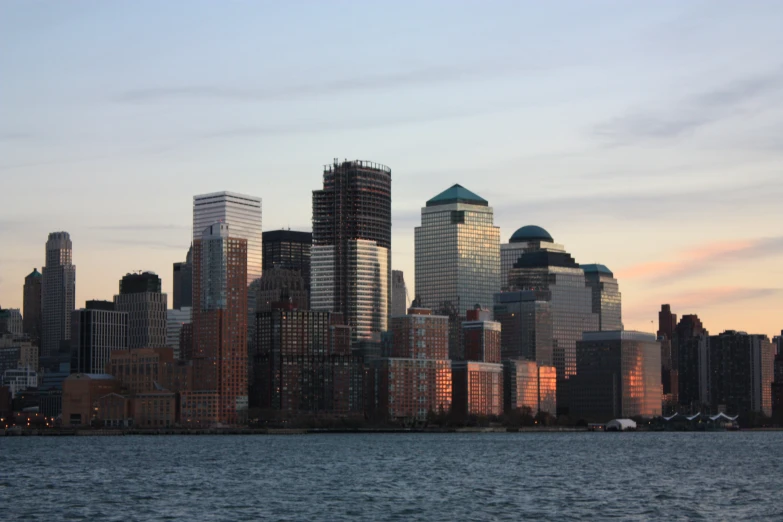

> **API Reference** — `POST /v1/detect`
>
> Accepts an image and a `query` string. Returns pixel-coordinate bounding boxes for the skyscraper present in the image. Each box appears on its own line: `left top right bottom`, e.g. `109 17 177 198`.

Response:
173 245 193 310
493 290 553 366
41 232 76 357
391 270 407 317
254 268 308 313
583 264 622 331
311 159 392 342
506 225 598 414
23 269 42 344
71 305 128 374
658 304 679 408
262 229 312 290
113 272 167 349
415 184 500 317
193 192 262 286
188 222 248 425
0 308 23 336
501 225 562 291
675 314 709 411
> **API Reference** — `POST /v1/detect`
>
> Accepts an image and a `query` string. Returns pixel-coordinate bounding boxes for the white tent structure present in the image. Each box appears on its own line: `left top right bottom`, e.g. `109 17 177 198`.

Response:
605 419 637 431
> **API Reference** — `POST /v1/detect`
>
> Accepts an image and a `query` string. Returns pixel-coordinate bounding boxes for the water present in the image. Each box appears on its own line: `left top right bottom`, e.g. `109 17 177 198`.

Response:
2 432 782 521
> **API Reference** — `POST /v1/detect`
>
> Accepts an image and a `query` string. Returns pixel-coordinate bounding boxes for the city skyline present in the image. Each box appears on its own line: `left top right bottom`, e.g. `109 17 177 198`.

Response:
1 2 782 338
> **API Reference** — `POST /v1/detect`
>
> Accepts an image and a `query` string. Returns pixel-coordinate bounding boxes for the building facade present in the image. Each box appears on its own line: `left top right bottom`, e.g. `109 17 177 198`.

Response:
583 264 622 331
415 184 500 318
0 308 23 337
23 268 42 344
462 307 501 363
570 331 662 421
41 232 76 357
675 314 710 411
391 270 408 317
658 304 679 408
254 268 309 313
114 272 167 349
172 245 193 310
70 307 129 374
451 361 504 419
311 159 392 342
262 229 312 290
193 191 262 286
62 373 120 426
493 291 553 366
503 359 557 417
166 307 192 360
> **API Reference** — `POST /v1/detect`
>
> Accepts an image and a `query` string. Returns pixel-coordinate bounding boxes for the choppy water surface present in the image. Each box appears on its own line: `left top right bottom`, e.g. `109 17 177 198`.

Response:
2 432 782 520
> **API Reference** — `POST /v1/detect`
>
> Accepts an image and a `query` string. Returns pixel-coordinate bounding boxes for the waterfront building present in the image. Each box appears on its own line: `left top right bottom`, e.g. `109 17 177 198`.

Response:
709 330 774 417
41 232 76 357
570 331 662 421
23 268 42 344
0 308 23 336
166 307 192 359
70 306 128 374
391 270 408 317
506 226 598 413
415 184 500 318
311 159 391 343
493 291 553 366
62 373 120 426
262 229 312 290
172 245 193 309
1 367 38 396
113 272 167 349
503 359 557 416
107 347 191 395
675 314 710 411
658 304 679 408
583 264 622 331
193 191 262 286
252 301 362 415
451 361 504 419
191 222 248 425
462 307 501 363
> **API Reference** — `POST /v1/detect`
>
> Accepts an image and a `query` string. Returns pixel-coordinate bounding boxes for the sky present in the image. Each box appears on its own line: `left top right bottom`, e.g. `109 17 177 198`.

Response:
1 1 782 338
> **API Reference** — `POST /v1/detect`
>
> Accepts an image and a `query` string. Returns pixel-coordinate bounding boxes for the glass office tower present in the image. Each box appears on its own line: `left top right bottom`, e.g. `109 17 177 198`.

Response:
414 184 500 317
583 264 622 331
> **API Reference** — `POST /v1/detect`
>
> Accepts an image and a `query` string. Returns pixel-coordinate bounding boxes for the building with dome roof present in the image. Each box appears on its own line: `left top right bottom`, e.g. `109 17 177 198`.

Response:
500 226 565 291
583 264 622 331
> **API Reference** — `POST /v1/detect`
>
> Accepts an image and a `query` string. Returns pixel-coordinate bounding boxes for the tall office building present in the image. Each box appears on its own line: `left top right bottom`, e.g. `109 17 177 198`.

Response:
41 232 76 357
262 230 312 290
503 359 557 417
71 306 128 374
675 314 709 411
658 304 679 407
501 225 564 291
506 226 598 414
188 222 248 425
570 330 662 421
391 270 408 317
173 245 193 310
493 291 553 366
113 272 167 349
709 330 774 417
166 307 192 360
583 264 622 331
254 268 309 313
415 184 500 317
193 192 262 286
462 307 501 363
311 159 391 343
23 269 42 344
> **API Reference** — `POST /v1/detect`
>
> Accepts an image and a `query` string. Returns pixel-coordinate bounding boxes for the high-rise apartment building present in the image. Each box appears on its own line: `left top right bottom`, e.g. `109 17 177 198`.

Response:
189 222 248 425
311 159 391 343
658 304 679 408
583 264 622 331
41 232 76 357
71 307 128 374
415 184 500 317
262 230 312 290
675 314 709 411
391 270 408 317
113 272 167 349
462 307 501 363
193 192 262 286
173 245 193 309
23 268 42 344
493 291 553 366
451 361 504 419
506 226 598 414
570 331 662 421
709 331 774 417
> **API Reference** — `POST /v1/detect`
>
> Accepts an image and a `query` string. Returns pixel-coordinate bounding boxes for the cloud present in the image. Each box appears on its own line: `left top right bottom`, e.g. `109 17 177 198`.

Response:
617 236 783 282
0 132 32 142
594 67 783 144
116 62 547 104
90 224 189 231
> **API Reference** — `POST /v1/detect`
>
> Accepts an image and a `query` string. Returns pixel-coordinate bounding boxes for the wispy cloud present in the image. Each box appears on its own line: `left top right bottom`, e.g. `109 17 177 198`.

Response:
617 237 783 282
594 67 783 145
117 62 549 104
0 132 32 142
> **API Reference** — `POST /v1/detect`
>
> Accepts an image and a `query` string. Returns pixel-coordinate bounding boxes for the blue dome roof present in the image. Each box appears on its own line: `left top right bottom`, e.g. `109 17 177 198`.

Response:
509 225 553 243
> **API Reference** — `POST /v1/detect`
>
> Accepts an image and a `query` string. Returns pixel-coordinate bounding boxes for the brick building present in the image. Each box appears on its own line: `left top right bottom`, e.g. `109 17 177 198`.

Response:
62 373 120 426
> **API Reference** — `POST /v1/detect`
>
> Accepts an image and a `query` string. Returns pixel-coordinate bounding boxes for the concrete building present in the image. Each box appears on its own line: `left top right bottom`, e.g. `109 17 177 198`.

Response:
254 268 308 313
493 291 553 366
451 361 504 419
462 307 501 363
570 331 662 422
1 367 38 396
415 184 500 318
23 268 42 344
262 229 312 291
166 307 192 359
114 272 167 349
311 159 391 343
0 308 23 336
70 307 128 374
193 191 262 287
41 232 76 357
191 222 248 425
0 334 39 375
583 264 622 331
62 373 120 426
503 359 557 417
391 270 408 317
172 245 193 310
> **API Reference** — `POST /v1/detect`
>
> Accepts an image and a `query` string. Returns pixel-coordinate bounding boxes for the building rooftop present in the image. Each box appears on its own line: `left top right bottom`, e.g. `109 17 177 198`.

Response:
26 268 42 279
582 263 614 277
509 225 553 243
426 184 488 207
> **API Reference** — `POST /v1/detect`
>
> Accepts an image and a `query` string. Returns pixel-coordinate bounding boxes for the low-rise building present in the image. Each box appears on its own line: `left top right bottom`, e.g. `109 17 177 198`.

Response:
62 373 120 426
